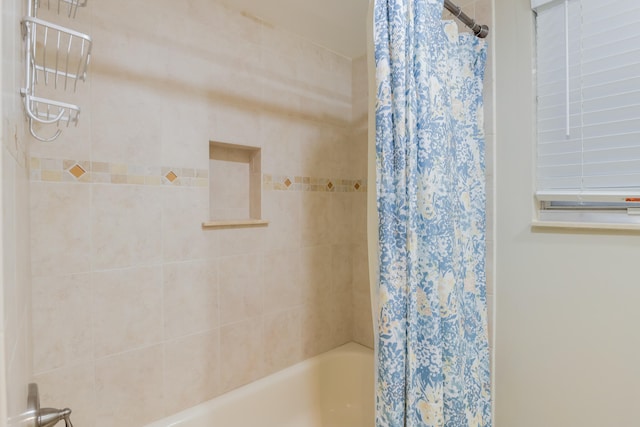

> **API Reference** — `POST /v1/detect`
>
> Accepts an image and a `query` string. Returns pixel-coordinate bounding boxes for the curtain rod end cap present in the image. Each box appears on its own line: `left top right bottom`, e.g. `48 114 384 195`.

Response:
475 25 490 38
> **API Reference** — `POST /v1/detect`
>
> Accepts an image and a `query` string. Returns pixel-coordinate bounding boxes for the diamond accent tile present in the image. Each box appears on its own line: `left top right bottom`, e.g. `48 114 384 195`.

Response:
32 156 368 192
69 164 86 179
166 171 178 183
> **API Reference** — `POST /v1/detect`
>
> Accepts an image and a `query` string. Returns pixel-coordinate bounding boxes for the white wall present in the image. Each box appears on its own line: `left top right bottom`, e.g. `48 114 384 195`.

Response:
495 1 640 426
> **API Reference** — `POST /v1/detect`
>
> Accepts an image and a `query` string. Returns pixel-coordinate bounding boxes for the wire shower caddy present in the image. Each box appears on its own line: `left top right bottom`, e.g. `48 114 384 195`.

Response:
38 0 89 19
21 0 91 142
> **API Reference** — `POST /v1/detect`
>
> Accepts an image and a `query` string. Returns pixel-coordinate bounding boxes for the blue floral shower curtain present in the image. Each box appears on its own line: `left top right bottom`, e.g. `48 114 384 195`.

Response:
373 0 492 426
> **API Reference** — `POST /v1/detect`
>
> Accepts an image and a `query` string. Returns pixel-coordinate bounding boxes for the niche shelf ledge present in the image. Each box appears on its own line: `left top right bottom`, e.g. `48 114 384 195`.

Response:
202 219 269 229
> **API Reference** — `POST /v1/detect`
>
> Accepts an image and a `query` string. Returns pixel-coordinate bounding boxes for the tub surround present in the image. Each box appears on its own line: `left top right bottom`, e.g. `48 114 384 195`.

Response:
27 1 368 426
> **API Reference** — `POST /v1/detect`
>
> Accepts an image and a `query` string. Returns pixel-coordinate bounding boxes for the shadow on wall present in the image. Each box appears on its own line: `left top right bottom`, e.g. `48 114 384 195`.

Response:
90 11 353 129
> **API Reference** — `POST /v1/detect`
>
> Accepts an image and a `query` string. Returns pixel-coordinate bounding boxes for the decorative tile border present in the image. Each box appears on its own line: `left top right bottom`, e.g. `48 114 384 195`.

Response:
30 157 209 187
264 174 367 193
29 157 368 193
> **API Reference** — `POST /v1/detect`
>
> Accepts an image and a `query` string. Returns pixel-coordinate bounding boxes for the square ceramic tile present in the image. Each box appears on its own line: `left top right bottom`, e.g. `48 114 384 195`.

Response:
163 330 220 414
262 191 300 251
91 184 162 270
32 274 93 373
162 187 212 262
30 182 91 276
299 245 332 305
300 193 331 246
219 319 264 393
92 266 163 357
95 346 165 427
262 250 302 314
163 260 219 339
218 254 263 325
264 309 302 374
301 302 334 358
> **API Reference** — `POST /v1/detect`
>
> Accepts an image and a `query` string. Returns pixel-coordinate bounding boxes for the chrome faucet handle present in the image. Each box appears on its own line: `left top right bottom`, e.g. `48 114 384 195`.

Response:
38 407 73 427
25 383 74 427
64 409 73 427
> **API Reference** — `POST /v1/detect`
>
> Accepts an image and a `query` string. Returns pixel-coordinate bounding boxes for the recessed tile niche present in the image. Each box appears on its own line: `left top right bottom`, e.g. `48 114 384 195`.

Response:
203 141 267 229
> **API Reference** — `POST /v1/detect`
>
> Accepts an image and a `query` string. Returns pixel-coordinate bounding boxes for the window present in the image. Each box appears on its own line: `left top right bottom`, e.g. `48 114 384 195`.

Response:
533 0 640 226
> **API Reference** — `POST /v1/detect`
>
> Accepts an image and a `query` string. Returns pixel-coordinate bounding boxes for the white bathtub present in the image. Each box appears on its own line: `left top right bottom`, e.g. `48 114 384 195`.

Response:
146 342 374 427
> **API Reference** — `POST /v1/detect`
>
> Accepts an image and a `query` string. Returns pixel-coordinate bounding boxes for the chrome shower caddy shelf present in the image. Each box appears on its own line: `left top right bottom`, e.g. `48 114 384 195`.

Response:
21 0 91 142
38 0 88 19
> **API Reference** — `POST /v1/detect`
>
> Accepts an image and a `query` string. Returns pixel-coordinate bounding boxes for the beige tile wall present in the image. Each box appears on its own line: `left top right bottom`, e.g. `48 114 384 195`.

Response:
28 1 367 426
2 0 33 422
351 55 373 348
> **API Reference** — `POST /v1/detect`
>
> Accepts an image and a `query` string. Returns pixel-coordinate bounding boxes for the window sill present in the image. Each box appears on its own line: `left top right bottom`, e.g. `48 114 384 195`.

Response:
531 220 640 232
202 219 269 229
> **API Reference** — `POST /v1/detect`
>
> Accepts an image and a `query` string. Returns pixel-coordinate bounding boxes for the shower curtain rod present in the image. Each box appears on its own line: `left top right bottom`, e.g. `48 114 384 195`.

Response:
444 0 490 38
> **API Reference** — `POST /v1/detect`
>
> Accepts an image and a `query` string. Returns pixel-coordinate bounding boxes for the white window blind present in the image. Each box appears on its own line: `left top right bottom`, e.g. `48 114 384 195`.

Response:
534 0 640 205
